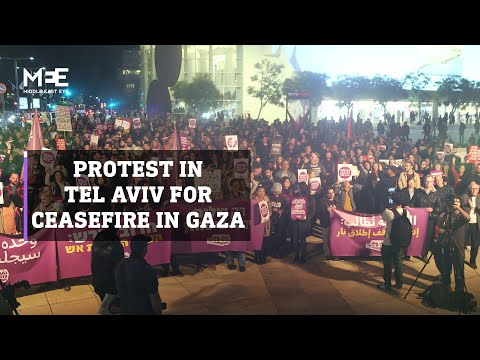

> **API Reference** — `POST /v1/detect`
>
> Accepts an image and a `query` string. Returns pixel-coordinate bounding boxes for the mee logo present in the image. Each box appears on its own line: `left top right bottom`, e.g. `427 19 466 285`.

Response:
22 68 69 92
0 269 9 283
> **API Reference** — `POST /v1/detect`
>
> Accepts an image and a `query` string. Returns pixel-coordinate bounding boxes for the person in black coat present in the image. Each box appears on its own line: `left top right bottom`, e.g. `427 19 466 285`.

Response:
291 182 316 264
414 175 443 261
399 178 420 207
270 182 289 258
317 187 340 259
91 227 125 301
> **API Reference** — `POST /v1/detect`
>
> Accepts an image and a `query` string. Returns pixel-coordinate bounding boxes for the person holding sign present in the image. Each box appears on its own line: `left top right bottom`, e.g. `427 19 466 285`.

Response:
291 183 316 264
251 184 272 264
334 181 357 212
317 187 340 260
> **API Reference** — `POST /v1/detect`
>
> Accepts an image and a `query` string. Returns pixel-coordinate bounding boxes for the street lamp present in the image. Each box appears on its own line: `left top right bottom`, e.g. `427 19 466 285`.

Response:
109 102 118 115
0 56 34 113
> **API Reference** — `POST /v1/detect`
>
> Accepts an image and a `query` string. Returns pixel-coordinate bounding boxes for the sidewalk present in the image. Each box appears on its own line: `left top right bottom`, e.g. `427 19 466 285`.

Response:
14 238 480 315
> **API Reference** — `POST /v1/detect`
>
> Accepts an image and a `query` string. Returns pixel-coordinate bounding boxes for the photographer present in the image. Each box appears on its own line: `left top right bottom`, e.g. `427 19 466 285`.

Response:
461 182 480 269
436 195 470 293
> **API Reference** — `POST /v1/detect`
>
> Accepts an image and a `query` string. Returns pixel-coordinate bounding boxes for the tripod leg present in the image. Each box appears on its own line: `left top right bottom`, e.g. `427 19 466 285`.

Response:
404 251 435 300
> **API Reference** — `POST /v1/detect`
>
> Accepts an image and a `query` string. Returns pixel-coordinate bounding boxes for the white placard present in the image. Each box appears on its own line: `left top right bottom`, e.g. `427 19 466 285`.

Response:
234 158 249 179
258 200 270 224
298 169 308 183
225 135 238 151
194 169 222 194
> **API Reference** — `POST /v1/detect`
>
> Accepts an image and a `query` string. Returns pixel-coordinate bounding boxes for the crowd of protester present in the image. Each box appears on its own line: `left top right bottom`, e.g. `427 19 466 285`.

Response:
3 108 480 279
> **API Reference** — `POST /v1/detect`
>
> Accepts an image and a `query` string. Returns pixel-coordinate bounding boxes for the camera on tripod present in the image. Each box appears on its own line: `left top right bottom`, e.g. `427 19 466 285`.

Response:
444 192 456 208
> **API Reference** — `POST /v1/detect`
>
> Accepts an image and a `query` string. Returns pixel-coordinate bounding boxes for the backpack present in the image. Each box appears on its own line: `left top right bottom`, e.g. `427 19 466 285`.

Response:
419 283 454 310
419 283 477 314
389 208 412 250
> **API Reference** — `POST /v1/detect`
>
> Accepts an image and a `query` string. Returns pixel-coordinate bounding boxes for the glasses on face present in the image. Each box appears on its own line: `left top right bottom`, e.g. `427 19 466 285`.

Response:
470 188 479 191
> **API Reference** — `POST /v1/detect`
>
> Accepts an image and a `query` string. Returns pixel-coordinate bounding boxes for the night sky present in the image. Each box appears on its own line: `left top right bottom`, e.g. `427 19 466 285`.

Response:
0 45 138 101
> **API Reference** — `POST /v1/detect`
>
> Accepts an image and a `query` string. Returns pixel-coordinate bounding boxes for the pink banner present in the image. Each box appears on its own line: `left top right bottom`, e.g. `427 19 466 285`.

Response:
170 200 264 253
329 208 428 257
0 230 57 285
55 223 171 280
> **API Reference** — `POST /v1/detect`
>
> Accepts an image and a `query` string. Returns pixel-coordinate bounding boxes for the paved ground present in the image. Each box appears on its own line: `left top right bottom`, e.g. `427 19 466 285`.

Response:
13 237 480 315
380 121 478 144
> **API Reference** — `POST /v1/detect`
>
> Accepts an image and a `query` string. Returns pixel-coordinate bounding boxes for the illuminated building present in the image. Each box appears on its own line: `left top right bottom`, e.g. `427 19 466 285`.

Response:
139 45 294 121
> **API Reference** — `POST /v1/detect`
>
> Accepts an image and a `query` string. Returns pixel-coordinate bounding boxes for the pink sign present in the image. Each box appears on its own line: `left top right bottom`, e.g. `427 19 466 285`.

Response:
56 139 66 150
180 136 189 150
291 197 307 220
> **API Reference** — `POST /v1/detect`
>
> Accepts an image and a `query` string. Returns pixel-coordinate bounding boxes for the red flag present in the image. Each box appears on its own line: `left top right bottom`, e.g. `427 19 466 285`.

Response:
172 124 179 151
347 111 353 140
27 109 44 150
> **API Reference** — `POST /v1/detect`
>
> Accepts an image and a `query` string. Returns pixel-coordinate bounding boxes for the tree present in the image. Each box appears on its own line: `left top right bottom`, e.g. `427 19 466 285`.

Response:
171 74 221 114
403 72 432 116
247 59 285 120
370 75 407 114
283 71 329 122
470 81 480 118
331 75 371 115
436 76 470 115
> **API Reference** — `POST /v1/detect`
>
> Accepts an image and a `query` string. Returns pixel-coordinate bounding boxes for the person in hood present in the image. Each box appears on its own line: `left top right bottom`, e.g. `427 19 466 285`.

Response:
91 226 125 301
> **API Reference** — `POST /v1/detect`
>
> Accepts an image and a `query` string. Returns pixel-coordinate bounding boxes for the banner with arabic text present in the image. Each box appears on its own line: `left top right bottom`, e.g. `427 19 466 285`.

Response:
329 208 428 256
0 230 57 285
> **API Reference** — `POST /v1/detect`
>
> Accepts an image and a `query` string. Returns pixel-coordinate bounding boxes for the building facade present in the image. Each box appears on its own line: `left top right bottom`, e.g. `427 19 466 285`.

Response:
139 45 294 121
119 49 141 111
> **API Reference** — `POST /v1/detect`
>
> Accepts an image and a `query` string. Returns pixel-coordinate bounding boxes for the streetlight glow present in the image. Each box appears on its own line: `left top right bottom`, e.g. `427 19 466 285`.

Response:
0 56 35 112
